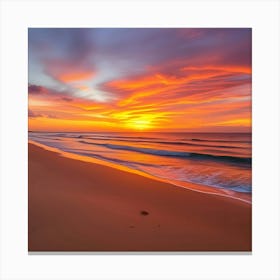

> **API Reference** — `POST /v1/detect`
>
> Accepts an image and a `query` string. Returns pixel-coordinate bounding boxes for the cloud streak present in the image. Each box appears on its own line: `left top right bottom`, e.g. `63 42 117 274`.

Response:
28 28 251 132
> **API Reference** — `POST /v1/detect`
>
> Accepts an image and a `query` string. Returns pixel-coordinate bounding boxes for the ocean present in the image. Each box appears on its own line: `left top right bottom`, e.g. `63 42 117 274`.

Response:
29 132 252 196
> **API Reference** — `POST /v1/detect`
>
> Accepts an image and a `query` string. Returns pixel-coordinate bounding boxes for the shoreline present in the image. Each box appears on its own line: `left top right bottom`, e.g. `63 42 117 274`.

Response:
28 140 252 204
28 143 251 251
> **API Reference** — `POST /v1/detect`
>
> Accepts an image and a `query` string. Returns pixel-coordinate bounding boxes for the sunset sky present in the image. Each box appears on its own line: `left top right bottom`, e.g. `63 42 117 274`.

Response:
28 28 251 132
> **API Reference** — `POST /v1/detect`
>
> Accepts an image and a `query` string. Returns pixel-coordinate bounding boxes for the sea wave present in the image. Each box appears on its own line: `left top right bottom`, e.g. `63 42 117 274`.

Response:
80 136 245 150
187 138 251 143
79 140 251 165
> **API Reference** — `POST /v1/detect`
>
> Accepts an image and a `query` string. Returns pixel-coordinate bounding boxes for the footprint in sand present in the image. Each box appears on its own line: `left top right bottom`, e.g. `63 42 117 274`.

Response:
140 210 149 216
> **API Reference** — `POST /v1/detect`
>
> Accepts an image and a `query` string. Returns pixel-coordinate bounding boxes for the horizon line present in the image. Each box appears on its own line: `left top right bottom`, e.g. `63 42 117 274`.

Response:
28 130 252 134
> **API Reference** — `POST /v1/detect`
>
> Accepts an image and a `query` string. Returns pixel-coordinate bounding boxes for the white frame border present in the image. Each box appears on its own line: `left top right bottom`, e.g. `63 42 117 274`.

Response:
1 0 279 279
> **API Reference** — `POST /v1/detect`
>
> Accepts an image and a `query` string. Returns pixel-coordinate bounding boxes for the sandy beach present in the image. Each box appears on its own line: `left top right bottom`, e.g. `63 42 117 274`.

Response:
28 143 251 251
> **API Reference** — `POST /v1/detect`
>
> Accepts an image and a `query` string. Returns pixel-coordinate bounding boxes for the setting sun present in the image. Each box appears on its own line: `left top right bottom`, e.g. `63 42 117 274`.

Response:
127 118 152 130
28 28 251 133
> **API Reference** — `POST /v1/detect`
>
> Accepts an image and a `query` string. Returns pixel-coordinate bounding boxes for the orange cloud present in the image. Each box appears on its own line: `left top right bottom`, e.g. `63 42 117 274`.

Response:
58 71 94 83
182 65 252 74
107 64 251 108
28 28 252 132
29 65 251 132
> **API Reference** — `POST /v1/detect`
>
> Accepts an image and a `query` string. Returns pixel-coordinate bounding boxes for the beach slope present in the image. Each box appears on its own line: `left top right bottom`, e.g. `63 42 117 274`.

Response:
28 143 251 251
